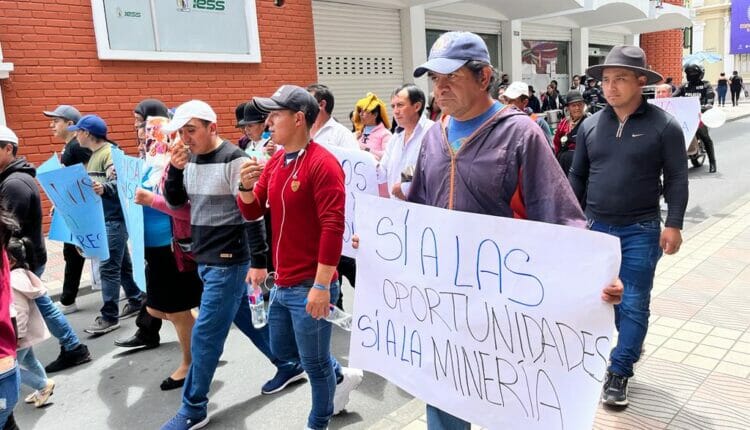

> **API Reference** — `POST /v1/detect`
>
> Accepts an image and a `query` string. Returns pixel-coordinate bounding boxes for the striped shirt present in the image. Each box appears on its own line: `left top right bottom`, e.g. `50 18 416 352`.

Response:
164 140 267 266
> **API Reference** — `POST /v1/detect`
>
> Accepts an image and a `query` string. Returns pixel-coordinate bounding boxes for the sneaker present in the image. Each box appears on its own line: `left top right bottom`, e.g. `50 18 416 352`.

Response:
261 366 306 395
24 391 38 404
34 379 55 407
55 301 78 315
45 344 92 373
84 316 120 335
160 412 209 430
601 371 629 406
332 367 363 415
118 302 141 319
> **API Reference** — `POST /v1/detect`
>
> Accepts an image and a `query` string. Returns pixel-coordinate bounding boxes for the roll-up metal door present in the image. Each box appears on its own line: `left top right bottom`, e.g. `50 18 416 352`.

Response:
312 1 404 122
590 30 626 46
521 23 571 41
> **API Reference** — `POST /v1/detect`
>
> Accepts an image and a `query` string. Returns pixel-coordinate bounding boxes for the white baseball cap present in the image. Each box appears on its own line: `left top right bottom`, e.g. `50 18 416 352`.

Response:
0 125 19 145
503 81 530 100
162 100 217 133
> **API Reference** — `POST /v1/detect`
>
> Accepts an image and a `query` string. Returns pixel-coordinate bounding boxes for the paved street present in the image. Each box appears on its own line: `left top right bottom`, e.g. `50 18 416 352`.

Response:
13 104 750 429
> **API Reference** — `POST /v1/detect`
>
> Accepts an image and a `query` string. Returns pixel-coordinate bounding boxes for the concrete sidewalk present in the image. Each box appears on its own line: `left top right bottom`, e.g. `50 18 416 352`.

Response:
372 194 750 429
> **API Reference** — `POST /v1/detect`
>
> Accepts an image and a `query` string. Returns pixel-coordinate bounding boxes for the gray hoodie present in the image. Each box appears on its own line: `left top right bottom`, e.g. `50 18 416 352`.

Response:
408 106 585 228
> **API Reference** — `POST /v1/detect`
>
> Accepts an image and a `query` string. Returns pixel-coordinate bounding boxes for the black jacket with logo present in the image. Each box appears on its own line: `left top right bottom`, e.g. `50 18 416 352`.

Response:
568 99 688 229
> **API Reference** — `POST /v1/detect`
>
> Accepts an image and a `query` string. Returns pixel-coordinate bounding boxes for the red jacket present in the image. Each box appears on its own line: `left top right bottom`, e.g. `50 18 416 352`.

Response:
238 142 345 287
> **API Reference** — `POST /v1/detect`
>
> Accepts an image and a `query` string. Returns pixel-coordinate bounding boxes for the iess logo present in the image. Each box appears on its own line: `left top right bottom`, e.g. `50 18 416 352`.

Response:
193 0 226 11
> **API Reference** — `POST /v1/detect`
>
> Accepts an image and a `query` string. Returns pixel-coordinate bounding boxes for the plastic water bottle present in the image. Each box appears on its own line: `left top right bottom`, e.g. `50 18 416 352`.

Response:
326 305 352 331
248 285 267 329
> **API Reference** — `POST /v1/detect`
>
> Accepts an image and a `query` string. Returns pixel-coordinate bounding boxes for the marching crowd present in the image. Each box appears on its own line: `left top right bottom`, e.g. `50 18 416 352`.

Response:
0 30 698 429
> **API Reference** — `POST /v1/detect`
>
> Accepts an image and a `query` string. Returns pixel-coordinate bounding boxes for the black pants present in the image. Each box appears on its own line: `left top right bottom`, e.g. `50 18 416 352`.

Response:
336 256 357 308
59 242 86 305
731 88 741 106
696 123 716 166
135 300 162 341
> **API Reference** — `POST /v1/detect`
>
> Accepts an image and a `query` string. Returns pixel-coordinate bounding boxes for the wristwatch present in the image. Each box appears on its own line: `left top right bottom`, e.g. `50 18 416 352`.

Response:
238 181 253 192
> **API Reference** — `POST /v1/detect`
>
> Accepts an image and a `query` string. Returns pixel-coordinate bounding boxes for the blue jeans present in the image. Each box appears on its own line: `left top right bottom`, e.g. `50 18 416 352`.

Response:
718 86 727 105
268 282 342 430
589 219 663 378
180 262 293 419
0 364 19 428
32 266 81 352
100 220 143 322
426 405 470 430
17 348 47 391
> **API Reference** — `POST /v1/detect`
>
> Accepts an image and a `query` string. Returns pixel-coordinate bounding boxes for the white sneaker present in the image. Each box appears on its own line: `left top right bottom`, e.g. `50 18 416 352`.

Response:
56 302 78 315
24 390 39 404
332 367 363 415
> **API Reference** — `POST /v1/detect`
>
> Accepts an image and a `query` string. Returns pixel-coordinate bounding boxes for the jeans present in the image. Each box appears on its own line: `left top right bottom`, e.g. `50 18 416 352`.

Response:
180 262 293 419
100 220 143 323
0 364 19 428
17 348 46 391
60 243 86 305
34 294 81 352
717 86 727 106
268 282 342 430
589 219 663 378
426 405 470 430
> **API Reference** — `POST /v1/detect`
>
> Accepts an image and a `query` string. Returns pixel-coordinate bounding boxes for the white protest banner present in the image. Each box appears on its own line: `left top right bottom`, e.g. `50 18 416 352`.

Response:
350 195 620 430
328 146 379 257
648 96 700 149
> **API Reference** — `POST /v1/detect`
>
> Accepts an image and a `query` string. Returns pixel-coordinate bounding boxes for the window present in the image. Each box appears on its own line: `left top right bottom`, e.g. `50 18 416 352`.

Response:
522 40 569 75
90 0 261 63
426 30 500 69
683 27 693 51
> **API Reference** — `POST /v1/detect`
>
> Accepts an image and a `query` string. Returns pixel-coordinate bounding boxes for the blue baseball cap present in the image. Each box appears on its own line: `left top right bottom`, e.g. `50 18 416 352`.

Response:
67 114 108 139
414 31 491 78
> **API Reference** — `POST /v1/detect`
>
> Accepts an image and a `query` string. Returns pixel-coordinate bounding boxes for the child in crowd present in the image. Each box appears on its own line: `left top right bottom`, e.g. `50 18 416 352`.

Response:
7 237 55 408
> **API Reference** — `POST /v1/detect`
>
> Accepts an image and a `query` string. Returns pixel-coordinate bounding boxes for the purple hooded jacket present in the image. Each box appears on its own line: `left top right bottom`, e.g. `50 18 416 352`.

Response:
408 105 586 228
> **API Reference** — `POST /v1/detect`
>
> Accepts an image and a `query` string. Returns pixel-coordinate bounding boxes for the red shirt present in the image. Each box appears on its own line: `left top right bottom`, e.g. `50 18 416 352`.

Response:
0 251 16 359
238 142 345 287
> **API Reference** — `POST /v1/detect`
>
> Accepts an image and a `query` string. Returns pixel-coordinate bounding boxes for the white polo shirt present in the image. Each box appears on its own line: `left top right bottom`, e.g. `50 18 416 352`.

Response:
313 117 359 150
380 116 434 198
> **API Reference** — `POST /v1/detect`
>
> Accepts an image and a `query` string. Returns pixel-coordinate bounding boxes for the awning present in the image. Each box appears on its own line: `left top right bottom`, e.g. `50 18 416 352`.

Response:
405 0 587 21
527 0 651 29
593 2 692 34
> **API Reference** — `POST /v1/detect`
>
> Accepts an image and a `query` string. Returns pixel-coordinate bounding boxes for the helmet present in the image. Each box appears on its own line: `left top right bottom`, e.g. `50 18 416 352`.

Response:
684 63 705 83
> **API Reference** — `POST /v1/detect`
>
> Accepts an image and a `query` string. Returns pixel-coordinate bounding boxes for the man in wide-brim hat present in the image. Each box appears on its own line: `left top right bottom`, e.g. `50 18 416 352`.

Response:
568 45 689 409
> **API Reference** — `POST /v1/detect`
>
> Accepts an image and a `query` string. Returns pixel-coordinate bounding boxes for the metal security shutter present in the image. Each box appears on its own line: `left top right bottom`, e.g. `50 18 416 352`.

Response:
425 11 502 34
590 30 625 46
312 1 404 122
521 23 571 41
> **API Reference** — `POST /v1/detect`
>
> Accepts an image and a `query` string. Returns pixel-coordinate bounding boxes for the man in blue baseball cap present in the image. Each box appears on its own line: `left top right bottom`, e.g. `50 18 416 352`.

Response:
408 31 624 429
69 115 145 336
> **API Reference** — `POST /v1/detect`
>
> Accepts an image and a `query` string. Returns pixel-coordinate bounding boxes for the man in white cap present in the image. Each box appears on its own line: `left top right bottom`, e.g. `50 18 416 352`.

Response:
0 124 92 373
569 45 688 407
501 81 554 147
160 100 304 430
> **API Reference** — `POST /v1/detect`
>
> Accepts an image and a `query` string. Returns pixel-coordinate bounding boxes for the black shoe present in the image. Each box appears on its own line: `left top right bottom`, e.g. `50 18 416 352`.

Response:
114 333 160 349
45 344 92 373
118 302 142 319
709 163 717 173
160 376 185 391
601 371 629 406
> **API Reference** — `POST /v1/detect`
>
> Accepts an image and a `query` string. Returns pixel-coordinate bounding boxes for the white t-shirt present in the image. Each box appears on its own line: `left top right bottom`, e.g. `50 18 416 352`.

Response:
380 116 434 198
313 117 359 150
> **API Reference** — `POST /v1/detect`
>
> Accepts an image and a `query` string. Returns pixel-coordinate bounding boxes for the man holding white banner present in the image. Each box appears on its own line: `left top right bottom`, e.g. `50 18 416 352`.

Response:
573 45 688 407
353 31 623 430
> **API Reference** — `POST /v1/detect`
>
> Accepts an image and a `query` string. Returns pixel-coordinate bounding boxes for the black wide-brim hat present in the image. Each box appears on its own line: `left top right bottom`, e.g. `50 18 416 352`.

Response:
586 45 663 85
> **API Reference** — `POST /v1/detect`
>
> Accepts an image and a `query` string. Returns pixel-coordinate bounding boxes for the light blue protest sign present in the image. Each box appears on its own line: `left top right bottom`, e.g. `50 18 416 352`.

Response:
48 211 75 244
37 153 63 174
111 148 146 292
36 164 109 260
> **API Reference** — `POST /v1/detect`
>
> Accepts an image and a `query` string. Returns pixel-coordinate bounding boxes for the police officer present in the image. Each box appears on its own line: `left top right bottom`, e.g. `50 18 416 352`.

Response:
583 77 606 113
674 63 717 172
